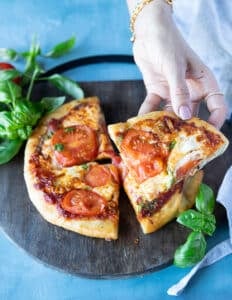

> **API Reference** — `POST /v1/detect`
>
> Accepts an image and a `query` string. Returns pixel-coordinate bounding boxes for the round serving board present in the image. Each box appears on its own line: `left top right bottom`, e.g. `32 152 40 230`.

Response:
0 80 231 278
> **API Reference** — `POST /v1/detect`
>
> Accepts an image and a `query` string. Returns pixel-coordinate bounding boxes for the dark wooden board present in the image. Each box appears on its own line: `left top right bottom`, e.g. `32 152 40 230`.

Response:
0 80 232 278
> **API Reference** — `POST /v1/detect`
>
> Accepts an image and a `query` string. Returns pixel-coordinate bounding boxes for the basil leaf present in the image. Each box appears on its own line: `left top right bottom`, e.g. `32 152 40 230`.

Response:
0 69 21 81
23 38 42 82
174 232 206 268
0 111 16 128
47 74 84 99
0 48 18 60
0 81 22 104
196 183 215 215
177 209 216 236
45 36 76 58
12 100 42 126
40 96 66 113
17 125 33 140
0 138 23 165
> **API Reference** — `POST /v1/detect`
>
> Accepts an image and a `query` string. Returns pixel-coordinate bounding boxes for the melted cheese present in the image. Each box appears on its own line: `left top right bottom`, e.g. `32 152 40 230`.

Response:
168 132 202 175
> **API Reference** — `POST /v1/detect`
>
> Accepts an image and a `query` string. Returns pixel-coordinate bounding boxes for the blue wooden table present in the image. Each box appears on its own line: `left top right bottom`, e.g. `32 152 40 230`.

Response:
1 1 232 299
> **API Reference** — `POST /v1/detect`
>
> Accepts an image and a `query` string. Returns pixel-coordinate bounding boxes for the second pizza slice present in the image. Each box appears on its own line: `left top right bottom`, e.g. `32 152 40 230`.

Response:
108 111 229 234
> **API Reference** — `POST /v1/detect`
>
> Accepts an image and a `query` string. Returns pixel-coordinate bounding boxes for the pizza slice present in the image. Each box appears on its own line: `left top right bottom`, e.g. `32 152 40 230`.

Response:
108 111 229 234
24 97 119 239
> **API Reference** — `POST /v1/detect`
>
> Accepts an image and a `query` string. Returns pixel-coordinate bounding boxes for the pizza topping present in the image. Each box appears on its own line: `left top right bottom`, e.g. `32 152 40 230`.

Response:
64 126 75 133
121 129 160 159
136 159 164 182
137 181 183 217
51 125 98 167
81 163 89 170
169 140 176 150
121 128 168 182
84 165 112 187
61 189 106 216
54 143 64 151
176 159 200 179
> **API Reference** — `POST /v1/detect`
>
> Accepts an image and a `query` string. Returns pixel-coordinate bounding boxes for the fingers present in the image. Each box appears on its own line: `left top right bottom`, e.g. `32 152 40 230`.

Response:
188 56 228 128
138 93 162 115
206 93 228 129
165 63 192 120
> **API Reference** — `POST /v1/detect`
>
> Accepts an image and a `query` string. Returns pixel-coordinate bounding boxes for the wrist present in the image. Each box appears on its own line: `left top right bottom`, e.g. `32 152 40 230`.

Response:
128 0 173 41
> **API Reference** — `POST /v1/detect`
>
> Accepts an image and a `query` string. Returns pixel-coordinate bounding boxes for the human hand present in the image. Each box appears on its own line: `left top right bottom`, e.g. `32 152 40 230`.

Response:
129 0 227 128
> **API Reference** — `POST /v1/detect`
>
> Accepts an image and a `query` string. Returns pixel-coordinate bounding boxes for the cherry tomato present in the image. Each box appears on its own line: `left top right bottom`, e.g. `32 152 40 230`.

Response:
0 62 21 85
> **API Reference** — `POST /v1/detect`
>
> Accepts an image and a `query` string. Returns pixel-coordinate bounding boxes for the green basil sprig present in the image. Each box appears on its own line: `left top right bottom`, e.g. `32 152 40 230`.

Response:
174 183 216 268
0 36 84 164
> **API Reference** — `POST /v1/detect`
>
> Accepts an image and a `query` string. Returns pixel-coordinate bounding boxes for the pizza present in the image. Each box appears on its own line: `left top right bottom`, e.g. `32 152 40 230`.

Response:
24 97 120 240
108 111 229 234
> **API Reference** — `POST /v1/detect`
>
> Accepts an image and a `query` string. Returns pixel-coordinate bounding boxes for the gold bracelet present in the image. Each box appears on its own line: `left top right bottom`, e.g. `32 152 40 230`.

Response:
130 0 173 42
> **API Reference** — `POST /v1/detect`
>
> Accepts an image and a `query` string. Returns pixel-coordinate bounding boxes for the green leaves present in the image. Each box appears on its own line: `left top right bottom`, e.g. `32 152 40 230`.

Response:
174 232 206 268
0 81 22 104
0 48 18 61
196 183 215 214
0 35 83 164
40 96 66 113
174 183 216 267
45 36 76 58
0 100 42 140
177 209 216 236
0 138 23 164
47 74 84 99
0 69 21 82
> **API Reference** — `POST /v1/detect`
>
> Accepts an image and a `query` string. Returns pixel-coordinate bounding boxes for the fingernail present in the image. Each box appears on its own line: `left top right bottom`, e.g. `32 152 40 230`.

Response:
179 105 192 120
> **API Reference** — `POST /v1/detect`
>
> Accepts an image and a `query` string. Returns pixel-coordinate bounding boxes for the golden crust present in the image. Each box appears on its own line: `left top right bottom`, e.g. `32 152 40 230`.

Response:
24 97 119 240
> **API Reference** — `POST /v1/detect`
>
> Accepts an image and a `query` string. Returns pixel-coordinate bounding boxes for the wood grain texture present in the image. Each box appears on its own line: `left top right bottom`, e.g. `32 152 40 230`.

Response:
0 80 231 278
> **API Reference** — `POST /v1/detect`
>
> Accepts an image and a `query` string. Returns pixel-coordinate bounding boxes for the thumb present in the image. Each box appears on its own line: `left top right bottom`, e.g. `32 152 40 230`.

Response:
167 66 192 120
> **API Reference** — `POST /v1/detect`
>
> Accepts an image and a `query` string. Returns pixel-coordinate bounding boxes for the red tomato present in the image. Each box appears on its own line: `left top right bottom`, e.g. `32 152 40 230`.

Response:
121 128 168 182
0 62 21 85
84 165 111 187
176 160 200 180
61 189 106 216
51 125 99 167
121 129 167 160
136 158 164 182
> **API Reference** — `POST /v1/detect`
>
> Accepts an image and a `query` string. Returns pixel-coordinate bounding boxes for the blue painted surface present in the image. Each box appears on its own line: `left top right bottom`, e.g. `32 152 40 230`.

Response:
0 1 232 299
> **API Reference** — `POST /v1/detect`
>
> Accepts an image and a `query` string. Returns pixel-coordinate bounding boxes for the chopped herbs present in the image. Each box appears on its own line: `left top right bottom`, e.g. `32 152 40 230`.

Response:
81 164 88 170
169 140 176 150
54 143 64 151
138 199 158 217
64 126 75 133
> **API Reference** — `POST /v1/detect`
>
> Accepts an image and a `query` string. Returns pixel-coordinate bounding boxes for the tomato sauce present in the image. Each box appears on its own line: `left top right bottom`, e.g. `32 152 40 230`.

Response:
137 181 183 217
